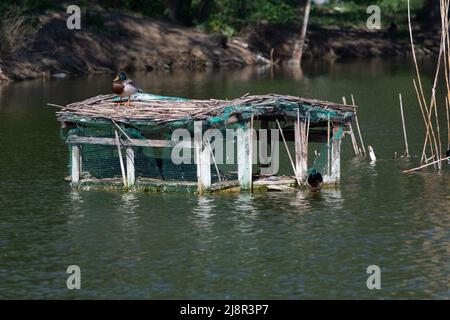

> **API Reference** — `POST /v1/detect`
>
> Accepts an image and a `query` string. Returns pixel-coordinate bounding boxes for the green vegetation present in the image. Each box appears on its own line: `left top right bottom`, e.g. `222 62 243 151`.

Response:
310 0 425 29
0 1 429 31
0 0 434 57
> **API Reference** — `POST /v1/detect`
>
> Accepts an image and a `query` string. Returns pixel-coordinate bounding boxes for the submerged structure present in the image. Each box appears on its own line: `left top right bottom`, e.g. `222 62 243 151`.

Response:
56 93 357 193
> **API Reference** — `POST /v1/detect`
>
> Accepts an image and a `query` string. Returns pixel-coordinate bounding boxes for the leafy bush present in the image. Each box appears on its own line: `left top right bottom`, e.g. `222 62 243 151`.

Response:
201 0 298 34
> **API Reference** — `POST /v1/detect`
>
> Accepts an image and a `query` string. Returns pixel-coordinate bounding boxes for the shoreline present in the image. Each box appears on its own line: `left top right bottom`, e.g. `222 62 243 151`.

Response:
0 10 440 84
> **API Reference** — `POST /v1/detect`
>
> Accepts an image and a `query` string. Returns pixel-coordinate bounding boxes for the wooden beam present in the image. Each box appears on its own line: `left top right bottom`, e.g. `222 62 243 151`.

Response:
126 147 135 187
66 135 192 148
71 145 80 184
237 124 252 191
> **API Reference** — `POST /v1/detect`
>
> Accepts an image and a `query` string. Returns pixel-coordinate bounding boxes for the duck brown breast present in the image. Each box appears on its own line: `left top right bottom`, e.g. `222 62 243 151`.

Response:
112 81 124 95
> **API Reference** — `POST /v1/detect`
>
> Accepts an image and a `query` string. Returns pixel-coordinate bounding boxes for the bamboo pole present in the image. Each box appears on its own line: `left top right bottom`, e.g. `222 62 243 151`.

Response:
446 98 450 150
276 119 301 187
114 130 127 187
413 79 433 162
407 0 429 118
408 0 440 168
398 93 410 157
249 114 254 189
403 156 450 173
351 94 366 156
295 110 303 181
327 114 331 176
343 96 360 156
432 94 443 169
423 57 442 169
207 142 221 182
306 113 310 164
112 119 133 142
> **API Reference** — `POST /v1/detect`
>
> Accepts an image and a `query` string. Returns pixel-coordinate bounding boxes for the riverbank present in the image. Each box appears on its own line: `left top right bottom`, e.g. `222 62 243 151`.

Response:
0 9 440 83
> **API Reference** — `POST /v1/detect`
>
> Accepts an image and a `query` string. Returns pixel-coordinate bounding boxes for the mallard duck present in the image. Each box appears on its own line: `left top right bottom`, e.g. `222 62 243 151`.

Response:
306 169 323 192
112 71 141 106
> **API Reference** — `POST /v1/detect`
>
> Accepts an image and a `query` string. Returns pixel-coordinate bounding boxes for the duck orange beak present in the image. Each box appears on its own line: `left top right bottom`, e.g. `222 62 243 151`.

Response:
113 75 119 81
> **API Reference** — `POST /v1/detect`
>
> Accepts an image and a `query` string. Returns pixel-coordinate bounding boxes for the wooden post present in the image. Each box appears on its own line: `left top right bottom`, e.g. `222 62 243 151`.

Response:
194 123 211 193
399 93 410 157
126 147 135 188
327 115 331 177
237 123 252 191
199 145 211 192
294 112 307 184
115 130 127 187
446 98 450 151
71 145 80 184
330 130 341 183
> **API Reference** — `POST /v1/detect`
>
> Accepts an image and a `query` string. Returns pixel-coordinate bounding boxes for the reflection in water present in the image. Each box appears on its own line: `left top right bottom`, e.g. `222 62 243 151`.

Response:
232 194 259 234
321 188 344 210
118 193 140 242
67 191 85 225
191 196 216 230
119 193 140 218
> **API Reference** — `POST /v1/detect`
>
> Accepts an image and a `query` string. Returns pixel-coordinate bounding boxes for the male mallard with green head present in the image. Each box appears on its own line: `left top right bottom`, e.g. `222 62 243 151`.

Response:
112 71 142 106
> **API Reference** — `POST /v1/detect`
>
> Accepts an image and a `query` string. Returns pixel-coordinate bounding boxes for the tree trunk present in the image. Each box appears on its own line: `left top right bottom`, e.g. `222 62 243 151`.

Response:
417 0 442 30
291 0 312 65
163 0 192 25
196 0 213 23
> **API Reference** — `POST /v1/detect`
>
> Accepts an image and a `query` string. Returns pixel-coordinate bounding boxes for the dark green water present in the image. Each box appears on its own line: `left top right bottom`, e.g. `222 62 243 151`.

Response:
0 60 449 299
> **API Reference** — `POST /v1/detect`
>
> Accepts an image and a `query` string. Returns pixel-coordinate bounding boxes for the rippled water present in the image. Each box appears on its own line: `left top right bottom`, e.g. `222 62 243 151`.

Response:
0 59 449 299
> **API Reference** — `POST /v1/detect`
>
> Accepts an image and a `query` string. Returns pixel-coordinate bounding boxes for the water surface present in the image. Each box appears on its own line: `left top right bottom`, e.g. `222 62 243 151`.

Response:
0 59 449 299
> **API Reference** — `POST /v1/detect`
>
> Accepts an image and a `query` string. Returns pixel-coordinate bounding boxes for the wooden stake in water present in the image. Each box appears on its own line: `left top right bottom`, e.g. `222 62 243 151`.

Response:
351 94 366 156
403 156 450 173
327 114 331 176
343 96 360 156
399 93 410 157
446 97 450 150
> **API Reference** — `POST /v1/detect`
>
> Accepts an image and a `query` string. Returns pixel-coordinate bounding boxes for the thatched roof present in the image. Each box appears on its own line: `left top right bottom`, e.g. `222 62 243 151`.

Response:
56 93 356 128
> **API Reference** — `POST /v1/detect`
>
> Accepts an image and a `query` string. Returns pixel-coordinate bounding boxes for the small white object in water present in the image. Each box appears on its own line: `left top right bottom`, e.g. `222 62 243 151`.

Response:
52 73 67 79
368 145 376 164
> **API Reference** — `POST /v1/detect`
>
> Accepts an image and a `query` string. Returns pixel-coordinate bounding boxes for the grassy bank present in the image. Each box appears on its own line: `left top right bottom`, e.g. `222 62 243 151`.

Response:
0 1 438 83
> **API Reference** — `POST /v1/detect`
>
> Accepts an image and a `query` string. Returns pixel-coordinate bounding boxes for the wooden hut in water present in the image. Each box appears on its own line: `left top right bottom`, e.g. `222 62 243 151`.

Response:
56 93 357 193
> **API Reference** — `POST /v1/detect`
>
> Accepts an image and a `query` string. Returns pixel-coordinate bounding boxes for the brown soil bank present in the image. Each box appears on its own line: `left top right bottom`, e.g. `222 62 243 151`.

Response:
0 9 440 83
